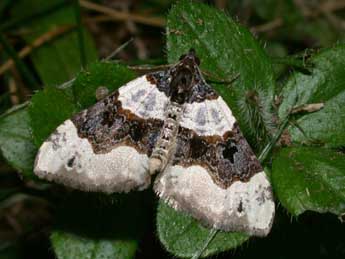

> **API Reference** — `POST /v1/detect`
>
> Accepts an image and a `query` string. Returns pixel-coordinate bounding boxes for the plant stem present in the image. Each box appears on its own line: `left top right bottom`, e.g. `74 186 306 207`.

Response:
258 115 290 163
191 228 218 259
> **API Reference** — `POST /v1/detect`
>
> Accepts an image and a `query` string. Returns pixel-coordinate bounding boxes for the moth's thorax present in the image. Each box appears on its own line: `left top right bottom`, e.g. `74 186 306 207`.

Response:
149 102 183 175
149 56 199 174
169 54 201 104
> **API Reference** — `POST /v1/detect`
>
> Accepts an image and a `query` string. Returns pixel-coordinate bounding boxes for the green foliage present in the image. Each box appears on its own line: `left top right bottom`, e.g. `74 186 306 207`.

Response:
272 147 345 216
279 45 345 147
51 231 137 259
11 0 97 86
0 106 37 178
157 202 248 258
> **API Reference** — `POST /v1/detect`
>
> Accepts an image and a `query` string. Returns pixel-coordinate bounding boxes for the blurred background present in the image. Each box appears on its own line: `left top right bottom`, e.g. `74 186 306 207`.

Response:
0 0 345 258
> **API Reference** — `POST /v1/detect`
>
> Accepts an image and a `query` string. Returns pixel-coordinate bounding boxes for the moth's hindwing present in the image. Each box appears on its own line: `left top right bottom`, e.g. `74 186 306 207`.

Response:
34 75 167 193
154 94 275 236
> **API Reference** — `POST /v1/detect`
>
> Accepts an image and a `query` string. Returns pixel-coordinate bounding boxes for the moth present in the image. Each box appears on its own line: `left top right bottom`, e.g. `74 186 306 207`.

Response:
34 50 275 236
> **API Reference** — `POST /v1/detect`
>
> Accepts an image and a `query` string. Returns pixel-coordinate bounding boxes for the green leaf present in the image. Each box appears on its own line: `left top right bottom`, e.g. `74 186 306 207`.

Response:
73 62 136 108
167 0 275 149
272 147 345 216
51 231 137 259
0 106 37 178
11 0 97 86
29 87 76 146
157 202 249 258
278 45 345 147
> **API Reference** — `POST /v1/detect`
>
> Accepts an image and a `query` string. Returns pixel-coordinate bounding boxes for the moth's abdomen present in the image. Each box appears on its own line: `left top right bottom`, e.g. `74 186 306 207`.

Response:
149 103 182 175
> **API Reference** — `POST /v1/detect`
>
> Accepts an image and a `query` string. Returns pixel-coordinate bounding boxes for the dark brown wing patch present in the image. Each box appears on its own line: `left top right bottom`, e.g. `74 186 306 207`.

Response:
173 123 262 189
72 91 163 155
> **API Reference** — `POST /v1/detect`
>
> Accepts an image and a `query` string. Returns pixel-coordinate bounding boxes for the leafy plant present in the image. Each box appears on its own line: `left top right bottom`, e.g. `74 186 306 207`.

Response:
1 0 345 258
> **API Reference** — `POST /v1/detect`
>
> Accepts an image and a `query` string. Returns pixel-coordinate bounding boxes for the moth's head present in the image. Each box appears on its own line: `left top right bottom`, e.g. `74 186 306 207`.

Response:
179 48 200 66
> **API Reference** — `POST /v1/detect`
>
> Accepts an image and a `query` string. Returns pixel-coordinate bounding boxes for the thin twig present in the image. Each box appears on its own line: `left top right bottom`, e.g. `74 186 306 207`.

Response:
0 25 74 77
251 18 283 33
83 15 116 24
79 0 165 28
84 14 160 26
0 101 29 119
0 33 38 88
8 77 19 105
